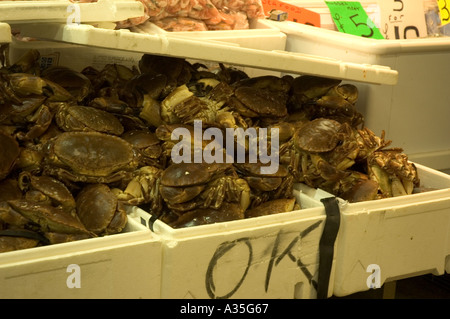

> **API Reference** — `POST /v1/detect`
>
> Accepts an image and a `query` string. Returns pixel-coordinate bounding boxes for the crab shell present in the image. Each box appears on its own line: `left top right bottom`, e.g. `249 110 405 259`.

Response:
0 132 20 181
41 66 92 102
43 131 139 184
7 200 91 235
245 198 297 218
18 171 76 214
121 129 162 166
294 118 342 153
55 104 124 136
161 162 232 187
169 202 244 228
0 235 40 253
234 162 289 192
76 183 127 235
291 75 341 102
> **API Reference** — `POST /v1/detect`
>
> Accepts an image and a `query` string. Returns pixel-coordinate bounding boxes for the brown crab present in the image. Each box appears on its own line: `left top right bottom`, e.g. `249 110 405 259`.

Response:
17 171 76 215
41 66 92 103
113 165 164 215
227 75 290 122
245 198 297 218
289 75 363 127
7 200 92 236
42 131 140 184
120 129 163 167
283 118 360 195
367 149 420 198
234 161 294 208
2 73 73 103
168 202 245 228
76 183 127 235
54 104 124 136
0 131 20 181
160 162 250 214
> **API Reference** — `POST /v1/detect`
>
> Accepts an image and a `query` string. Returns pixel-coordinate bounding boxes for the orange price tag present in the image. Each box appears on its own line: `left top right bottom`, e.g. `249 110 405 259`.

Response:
261 0 321 26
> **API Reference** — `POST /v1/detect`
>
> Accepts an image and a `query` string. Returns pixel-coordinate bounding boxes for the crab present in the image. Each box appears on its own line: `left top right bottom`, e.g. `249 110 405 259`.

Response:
7 199 92 236
6 49 40 75
42 131 140 185
0 90 54 142
159 162 250 214
367 149 420 198
0 131 20 181
227 75 290 123
234 161 294 208
283 118 361 195
120 73 168 110
41 66 92 103
155 123 214 163
88 63 138 93
138 54 194 95
289 75 363 127
167 202 245 228
302 94 364 128
120 129 163 168
76 183 127 235
245 198 297 218
159 79 249 132
0 233 41 253
17 171 76 215
1 72 73 103
113 165 164 215
54 104 124 136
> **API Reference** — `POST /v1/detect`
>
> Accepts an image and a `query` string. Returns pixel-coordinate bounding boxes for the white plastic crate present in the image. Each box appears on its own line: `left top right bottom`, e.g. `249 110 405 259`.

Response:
0 0 144 25
129 189 336 299
8 37 143 72
130 19 285 51
266 21 450 172
14 22 399 85
129 18 287 77
322 163 450 297
0 23 11 44
0 217 162 299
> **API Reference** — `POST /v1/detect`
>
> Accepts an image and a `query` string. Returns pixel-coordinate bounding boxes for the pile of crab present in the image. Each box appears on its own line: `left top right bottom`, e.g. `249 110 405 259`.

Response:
0 49 419 252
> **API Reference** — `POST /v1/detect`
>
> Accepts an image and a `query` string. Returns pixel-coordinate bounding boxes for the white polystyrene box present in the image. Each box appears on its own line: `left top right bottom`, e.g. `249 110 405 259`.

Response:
268 21 450 172
14 23 398 85
328 164 450 297
129 189 336 299
8 37 143 72
0 0 144 25
131 19 287 78
0 217 162 299
0 23 11 44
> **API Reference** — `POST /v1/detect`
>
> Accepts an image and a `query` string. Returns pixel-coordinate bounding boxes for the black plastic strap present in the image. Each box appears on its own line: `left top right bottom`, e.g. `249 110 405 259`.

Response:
317 197 341 299
148 214 159 232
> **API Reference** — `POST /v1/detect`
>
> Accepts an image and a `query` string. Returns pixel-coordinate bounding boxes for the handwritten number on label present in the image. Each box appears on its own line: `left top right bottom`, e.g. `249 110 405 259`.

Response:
393 0 403 11
439 0 450 25
349 14 374 37
326 1 384 39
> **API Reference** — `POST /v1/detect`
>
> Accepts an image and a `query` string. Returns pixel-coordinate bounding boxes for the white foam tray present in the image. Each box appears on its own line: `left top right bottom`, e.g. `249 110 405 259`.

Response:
130 19 285 49
0 217 162 299
0 0 144 24
129 189 335 299
130 18 287 77
0 22 11 43
296 163 450 297
266 20 450 171
14 22 399 85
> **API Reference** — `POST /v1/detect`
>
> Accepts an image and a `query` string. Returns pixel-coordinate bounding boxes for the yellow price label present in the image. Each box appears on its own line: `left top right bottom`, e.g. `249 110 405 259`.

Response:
438 0 450 26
